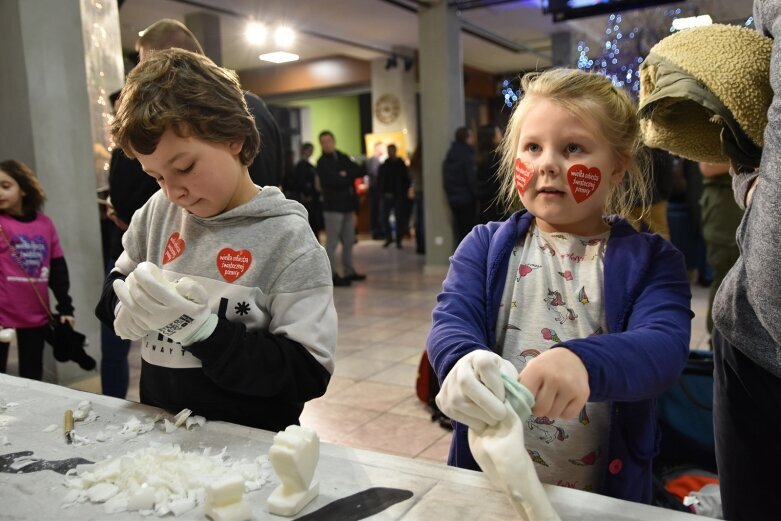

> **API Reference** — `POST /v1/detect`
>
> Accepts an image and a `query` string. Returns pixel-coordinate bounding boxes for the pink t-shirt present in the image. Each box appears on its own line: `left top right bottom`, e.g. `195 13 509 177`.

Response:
0 212 64 328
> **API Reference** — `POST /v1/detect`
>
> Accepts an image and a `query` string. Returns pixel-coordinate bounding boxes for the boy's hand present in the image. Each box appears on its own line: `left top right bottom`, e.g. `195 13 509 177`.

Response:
435 350 518 433
112 299 150 340
519 348 589 419
113 262 215 345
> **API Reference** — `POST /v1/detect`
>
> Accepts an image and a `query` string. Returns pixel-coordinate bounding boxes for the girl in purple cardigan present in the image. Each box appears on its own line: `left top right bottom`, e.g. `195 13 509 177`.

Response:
428 69 692 503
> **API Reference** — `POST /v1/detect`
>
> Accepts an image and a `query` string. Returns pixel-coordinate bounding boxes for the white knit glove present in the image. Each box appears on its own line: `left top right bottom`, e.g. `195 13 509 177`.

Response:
113 300 150 341
113 262 216 346
436 350 519 433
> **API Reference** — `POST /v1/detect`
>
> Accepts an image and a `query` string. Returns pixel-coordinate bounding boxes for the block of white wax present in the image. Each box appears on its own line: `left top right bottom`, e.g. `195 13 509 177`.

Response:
205 475 244 508
267 425 320 516
205 500 251 521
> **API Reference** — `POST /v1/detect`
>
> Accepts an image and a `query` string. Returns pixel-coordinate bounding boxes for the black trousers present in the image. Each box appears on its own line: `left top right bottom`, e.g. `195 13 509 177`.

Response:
449 202 478 249
0 325 47 381
713 328 781 520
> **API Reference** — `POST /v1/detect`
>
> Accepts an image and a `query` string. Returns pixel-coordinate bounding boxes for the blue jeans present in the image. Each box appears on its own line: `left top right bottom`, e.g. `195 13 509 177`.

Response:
100 258 131 398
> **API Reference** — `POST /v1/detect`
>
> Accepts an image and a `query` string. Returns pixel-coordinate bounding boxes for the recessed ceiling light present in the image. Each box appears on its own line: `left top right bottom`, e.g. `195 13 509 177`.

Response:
245 22 267 45
259 51 300 63
274 26 295 47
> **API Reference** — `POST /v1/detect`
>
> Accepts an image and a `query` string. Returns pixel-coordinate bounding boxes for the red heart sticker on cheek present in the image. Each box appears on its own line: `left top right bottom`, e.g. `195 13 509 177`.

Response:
217 248 253 282
514 159 534 195
162 232 185 264
567 164 602 203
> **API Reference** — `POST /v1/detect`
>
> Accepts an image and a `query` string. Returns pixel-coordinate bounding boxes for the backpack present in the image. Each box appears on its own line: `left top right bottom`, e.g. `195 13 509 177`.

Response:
415 351 452 430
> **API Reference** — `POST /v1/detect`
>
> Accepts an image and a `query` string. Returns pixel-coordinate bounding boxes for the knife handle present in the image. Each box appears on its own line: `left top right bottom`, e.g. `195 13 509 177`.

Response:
64 409 74 434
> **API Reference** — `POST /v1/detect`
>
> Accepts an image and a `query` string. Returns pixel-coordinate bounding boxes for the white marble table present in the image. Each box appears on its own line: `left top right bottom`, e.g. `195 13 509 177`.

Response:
0 373 711 520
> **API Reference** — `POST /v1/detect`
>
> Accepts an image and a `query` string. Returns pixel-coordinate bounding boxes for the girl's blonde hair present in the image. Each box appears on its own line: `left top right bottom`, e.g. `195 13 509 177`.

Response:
498 68 648 218
0 159 46 216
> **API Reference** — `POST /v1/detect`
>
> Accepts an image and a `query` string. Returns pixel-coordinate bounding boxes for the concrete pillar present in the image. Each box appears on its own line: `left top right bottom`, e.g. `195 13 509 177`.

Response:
0 0 124 384
418 0 463 267
552 30 573 67
186 12 222 66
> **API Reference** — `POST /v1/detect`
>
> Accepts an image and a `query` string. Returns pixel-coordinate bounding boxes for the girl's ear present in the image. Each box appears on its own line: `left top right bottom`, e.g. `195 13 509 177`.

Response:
610 155 629 186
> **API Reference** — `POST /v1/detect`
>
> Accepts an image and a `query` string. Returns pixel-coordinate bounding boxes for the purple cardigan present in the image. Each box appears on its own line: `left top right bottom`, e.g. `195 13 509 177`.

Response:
427 211 692 503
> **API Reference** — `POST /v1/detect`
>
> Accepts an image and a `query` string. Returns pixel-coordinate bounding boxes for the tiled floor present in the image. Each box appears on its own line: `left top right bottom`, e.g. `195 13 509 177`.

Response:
4 235 712 465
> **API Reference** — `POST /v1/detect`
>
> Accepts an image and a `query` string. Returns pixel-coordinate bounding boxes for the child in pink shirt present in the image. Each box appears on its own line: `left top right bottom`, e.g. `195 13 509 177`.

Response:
0 159 75 380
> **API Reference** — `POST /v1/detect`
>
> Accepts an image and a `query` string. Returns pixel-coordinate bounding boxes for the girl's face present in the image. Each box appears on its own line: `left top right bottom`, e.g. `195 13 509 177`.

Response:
0 170 25 216
514 98 626 236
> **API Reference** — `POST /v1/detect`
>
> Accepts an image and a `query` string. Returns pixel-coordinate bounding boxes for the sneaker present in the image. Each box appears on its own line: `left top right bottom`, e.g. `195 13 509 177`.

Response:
348 272 367 281
332 275 352 287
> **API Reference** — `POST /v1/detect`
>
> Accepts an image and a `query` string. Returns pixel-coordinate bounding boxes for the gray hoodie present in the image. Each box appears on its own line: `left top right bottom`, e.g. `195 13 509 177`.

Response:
713 0 781 377
97 186 336 430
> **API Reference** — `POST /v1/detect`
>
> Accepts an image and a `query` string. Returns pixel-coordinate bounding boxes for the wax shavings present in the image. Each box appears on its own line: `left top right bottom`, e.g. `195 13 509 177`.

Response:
61 443 272 516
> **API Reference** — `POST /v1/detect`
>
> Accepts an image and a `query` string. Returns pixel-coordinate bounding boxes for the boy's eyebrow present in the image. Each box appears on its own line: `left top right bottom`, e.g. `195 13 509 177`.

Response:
143 151 189 176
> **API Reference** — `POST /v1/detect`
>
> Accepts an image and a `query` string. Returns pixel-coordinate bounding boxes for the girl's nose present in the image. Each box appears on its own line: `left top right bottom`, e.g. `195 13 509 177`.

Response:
536 150 560 177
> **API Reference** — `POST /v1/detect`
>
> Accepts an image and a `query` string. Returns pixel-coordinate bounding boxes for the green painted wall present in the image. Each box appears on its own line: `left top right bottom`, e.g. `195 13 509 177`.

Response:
290 95 362 159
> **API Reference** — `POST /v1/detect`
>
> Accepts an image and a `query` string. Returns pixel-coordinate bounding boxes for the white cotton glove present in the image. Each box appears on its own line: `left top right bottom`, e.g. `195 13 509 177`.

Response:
112 262 216 346
435 350 519 433
113 300 150 341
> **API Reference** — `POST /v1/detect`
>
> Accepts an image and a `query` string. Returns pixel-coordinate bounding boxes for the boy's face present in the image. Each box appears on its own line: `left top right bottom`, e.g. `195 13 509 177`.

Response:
134 129 254 218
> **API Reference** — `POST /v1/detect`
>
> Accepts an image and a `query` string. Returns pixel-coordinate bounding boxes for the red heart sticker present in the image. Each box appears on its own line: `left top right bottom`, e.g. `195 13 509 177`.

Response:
567 164 602 203
514 159 534 196
217 248 252 282
162 232 185 264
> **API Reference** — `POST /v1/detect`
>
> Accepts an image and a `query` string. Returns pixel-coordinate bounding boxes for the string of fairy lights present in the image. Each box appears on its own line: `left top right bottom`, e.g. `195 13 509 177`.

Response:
501 9 755 108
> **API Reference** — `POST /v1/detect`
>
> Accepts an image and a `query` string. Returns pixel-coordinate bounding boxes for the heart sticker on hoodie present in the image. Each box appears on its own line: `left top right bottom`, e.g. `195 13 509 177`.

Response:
567 164 602 203
162 232 185 264
514 159 534 196
217 248 252 282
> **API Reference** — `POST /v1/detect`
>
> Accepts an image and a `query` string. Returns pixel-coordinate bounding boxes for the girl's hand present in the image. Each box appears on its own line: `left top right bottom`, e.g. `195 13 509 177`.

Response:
518 347 589 419
60 315 75 327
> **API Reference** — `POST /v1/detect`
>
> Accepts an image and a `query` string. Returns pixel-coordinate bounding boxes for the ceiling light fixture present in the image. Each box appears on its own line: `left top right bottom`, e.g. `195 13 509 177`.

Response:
259 51 300 64
274 26 296 47
245 22 267 45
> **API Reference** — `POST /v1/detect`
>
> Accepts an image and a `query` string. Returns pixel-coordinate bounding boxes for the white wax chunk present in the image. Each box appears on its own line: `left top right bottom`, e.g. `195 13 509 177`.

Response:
205 474 244 508
266 425 320 516
205 500 251 521
87 482 120 503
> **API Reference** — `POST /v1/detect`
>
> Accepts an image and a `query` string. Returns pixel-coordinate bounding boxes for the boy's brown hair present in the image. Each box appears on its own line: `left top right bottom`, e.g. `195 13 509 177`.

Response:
111 48 260 166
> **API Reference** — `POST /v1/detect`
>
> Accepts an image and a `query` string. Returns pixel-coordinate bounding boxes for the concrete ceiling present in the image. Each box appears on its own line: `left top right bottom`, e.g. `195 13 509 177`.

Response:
118 0 754 75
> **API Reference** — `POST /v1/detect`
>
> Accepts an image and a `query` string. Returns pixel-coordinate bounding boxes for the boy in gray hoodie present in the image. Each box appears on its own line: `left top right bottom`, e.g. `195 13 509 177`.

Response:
95 49 336 431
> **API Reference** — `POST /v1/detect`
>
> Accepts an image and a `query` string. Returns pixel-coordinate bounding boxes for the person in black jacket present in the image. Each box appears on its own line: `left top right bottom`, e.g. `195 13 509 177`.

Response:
442 127 478 248
378 144 411 248
135 19 283 188
283 142 323 237
316 131 366 286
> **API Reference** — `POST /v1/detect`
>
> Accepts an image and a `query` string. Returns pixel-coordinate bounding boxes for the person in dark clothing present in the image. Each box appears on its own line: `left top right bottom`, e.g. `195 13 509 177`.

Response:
409 144 425 254
442 127 478 248
136 19 283 188
378 144 410 248
628 147 674 240
283 143 324 237
476 125 505 224
316 130 366 286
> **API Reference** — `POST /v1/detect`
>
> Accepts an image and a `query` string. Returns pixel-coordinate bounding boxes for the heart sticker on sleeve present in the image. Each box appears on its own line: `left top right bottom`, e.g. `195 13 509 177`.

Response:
162 232 185 264
217 248 253 282
514 159 534 196
567 164 602 203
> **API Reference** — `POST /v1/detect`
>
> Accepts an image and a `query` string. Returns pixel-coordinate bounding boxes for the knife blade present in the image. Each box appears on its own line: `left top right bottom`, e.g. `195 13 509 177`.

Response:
64 409 74 444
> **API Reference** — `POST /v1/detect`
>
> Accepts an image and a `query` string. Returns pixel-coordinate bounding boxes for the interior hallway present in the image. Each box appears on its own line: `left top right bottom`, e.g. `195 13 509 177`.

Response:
6 235 711 464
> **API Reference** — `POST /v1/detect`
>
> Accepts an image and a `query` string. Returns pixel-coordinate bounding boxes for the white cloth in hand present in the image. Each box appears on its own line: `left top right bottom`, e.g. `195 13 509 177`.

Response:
435 349 518 432
469 400 561 521
112 262 213 345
